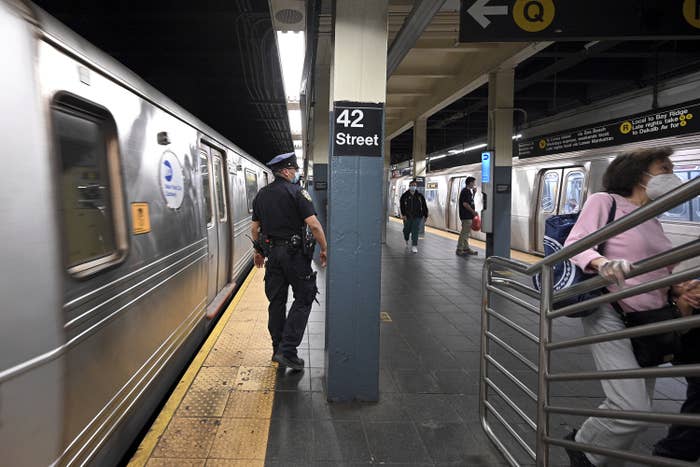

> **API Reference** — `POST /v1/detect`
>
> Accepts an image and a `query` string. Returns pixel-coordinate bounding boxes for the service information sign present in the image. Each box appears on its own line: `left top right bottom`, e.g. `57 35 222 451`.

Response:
332 101 384 157
518 100 700 159
459 0 700 42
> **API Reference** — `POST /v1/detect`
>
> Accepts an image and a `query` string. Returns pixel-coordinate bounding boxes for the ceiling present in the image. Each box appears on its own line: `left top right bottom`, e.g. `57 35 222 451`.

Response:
32 0 293 164
386 2 700 166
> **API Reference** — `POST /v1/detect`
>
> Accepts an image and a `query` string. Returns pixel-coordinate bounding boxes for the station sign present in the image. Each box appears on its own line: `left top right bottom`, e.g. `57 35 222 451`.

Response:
481 151 492 183
517 100 700 158
460 0 700 42
332 101 384 157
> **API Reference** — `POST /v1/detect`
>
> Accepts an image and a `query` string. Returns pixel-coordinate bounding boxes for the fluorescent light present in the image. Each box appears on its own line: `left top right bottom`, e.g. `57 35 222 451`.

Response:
448 149 462 154
288 109 302 136
277 31 305 102
512 134 522 140
464 143 487 152
429 154 447 161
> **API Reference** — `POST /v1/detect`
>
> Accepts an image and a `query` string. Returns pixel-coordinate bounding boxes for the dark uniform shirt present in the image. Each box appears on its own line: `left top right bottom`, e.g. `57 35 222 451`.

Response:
252 175 316 239
459 187 475 220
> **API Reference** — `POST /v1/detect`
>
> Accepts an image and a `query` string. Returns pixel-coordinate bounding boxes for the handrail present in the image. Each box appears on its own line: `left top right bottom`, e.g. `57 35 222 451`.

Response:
523 176 700 275
480 176 700 467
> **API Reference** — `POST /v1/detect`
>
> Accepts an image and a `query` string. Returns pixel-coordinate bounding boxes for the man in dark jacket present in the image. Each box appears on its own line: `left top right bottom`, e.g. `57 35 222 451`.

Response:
456 176 478 256
400 179 428 253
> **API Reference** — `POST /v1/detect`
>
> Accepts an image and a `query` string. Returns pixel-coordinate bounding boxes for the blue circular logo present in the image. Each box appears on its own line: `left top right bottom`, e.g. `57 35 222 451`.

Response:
163 160 173 182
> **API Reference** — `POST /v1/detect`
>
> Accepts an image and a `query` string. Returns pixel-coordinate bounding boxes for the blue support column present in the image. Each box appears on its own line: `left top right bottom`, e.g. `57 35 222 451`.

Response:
325 0 388 402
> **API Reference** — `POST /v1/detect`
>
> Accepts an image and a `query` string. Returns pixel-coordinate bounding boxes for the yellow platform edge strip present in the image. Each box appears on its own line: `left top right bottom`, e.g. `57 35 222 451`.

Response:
128 268 257 467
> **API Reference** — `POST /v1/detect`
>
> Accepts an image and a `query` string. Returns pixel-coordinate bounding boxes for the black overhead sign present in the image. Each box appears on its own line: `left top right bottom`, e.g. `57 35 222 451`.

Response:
517 100 700 159
460 0 700 42
332 101 384 157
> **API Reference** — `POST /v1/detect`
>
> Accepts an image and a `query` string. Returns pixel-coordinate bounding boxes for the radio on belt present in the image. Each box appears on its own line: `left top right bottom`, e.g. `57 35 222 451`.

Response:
332 101 384 157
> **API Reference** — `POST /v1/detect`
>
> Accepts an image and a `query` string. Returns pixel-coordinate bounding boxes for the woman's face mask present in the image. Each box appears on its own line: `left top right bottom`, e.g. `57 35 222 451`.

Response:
642 171 683 200
409 186 417 193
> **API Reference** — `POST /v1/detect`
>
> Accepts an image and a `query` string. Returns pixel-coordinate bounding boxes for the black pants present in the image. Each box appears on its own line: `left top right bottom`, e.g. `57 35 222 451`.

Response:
264 245 317 358
653 327 700 462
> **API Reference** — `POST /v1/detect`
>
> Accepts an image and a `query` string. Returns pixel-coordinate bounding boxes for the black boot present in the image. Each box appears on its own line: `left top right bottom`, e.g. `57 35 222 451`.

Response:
272 353 305 370
564 429 594 467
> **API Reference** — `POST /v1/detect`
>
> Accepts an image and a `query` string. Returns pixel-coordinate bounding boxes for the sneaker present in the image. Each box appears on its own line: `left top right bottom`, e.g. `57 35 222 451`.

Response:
467 249 478 256
272 353 305 370
456 250 467 256
564 429 594 467
411 246 418 253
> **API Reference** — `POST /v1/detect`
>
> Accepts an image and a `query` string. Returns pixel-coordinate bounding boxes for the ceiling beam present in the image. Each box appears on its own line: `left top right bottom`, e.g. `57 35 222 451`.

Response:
432 41 621 129
386 0 448 77
386 42 551 139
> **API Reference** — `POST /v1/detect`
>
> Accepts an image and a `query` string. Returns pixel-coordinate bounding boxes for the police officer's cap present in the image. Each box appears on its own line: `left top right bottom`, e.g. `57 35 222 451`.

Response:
266 152 299 170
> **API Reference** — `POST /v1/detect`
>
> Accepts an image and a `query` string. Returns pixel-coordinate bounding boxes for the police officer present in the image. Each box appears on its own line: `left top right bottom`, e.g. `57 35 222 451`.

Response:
251 152 328 370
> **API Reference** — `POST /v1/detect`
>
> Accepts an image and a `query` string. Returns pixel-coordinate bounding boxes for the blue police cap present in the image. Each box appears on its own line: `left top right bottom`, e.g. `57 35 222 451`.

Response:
266 152 299 169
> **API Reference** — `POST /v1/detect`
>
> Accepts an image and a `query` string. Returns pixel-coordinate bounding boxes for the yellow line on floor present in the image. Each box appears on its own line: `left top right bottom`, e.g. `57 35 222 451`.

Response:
127 268 258 467
389 216 539 264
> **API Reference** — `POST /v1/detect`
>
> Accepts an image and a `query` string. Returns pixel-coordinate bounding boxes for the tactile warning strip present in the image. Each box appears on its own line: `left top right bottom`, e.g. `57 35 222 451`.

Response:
129 268 278 466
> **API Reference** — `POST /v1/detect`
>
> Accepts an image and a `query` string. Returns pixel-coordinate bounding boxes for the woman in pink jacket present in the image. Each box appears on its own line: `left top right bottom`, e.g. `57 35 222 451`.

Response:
562 147 700 466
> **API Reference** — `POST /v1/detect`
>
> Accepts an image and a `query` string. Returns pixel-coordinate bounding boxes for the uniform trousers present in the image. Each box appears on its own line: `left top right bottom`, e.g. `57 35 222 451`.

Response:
576 305 656 466
264 245 317 358
457 219 473 252
403 217 421 246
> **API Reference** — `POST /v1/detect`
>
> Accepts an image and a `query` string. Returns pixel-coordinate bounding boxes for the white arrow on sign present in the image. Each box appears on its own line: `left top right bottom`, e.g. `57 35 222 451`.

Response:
467 0 508 28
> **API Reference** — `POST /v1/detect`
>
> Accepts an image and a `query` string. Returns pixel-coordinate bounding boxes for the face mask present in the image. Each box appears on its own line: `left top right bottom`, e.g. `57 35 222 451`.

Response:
642 172 683 200
409 186 417 193
290 171 300 184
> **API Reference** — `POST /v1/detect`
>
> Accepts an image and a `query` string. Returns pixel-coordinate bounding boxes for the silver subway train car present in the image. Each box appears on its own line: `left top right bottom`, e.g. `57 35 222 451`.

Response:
390 137 700 254
1 2 271 465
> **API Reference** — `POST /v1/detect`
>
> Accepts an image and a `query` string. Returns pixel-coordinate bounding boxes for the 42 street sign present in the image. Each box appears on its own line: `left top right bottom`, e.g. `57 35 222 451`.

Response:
332 101 384 157
460 0 700 42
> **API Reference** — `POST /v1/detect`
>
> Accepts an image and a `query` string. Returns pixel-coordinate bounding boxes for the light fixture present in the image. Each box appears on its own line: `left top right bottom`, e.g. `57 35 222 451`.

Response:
276 31 305 102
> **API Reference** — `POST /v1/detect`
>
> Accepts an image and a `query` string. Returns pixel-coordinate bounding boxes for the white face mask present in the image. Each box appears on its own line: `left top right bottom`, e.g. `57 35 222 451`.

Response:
642 172 683 200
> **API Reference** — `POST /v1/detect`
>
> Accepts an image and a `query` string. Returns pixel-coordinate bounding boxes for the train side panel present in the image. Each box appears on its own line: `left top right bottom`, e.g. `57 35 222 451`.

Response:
38 41 211 465
0 3 64 465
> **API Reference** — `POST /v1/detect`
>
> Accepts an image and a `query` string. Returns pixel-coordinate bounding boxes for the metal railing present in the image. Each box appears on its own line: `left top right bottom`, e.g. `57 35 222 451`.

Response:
480 176 700 467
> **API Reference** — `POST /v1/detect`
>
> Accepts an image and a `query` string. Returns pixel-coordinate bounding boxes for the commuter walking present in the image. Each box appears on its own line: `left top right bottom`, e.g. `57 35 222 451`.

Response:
456 176 479 256
400 179 428 253
251 152 328 371
561 147 700 466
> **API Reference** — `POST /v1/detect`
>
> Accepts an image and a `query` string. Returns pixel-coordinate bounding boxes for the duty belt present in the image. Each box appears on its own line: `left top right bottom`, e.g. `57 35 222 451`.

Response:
268 238 291 247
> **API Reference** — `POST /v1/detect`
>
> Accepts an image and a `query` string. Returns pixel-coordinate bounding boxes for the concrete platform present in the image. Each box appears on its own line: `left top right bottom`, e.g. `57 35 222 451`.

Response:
128 220 687 466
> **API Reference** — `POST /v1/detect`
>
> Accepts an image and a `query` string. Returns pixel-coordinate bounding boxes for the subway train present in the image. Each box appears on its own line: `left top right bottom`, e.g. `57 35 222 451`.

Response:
1 2 271 466
390 137 700 254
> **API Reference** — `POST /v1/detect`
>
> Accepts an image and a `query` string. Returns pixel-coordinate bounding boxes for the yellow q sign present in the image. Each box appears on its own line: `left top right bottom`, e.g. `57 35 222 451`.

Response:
513 0 555 33
683 0 700 28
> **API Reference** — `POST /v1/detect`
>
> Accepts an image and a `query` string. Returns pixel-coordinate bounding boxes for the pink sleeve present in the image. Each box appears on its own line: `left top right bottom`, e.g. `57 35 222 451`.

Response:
564 193 613 272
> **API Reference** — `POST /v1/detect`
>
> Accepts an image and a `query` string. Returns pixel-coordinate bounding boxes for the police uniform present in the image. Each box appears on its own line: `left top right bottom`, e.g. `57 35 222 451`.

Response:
252 153 318 365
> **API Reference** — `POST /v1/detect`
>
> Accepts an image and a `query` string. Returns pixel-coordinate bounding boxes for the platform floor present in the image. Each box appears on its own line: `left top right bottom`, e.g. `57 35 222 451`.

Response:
129 221 686 467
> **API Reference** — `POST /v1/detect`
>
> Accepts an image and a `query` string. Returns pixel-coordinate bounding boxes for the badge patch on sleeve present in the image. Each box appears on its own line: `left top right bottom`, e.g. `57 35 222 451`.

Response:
301 189 312 201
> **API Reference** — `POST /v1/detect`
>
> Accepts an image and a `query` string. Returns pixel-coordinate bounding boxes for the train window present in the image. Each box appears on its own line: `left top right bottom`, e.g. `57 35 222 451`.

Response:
213 157 227 222
562 171 584 214
245 169 258 213
263 172 269 186
52 95 126 276
692 171 700 222
540 172 560 213
660 170 690 222
199 154 213 226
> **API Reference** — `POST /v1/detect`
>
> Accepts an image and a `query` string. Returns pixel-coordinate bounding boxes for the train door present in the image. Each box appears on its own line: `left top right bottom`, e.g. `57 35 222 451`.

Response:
533 167 585 253
211 149 230 292
447 177 465 231
199 150 218 302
